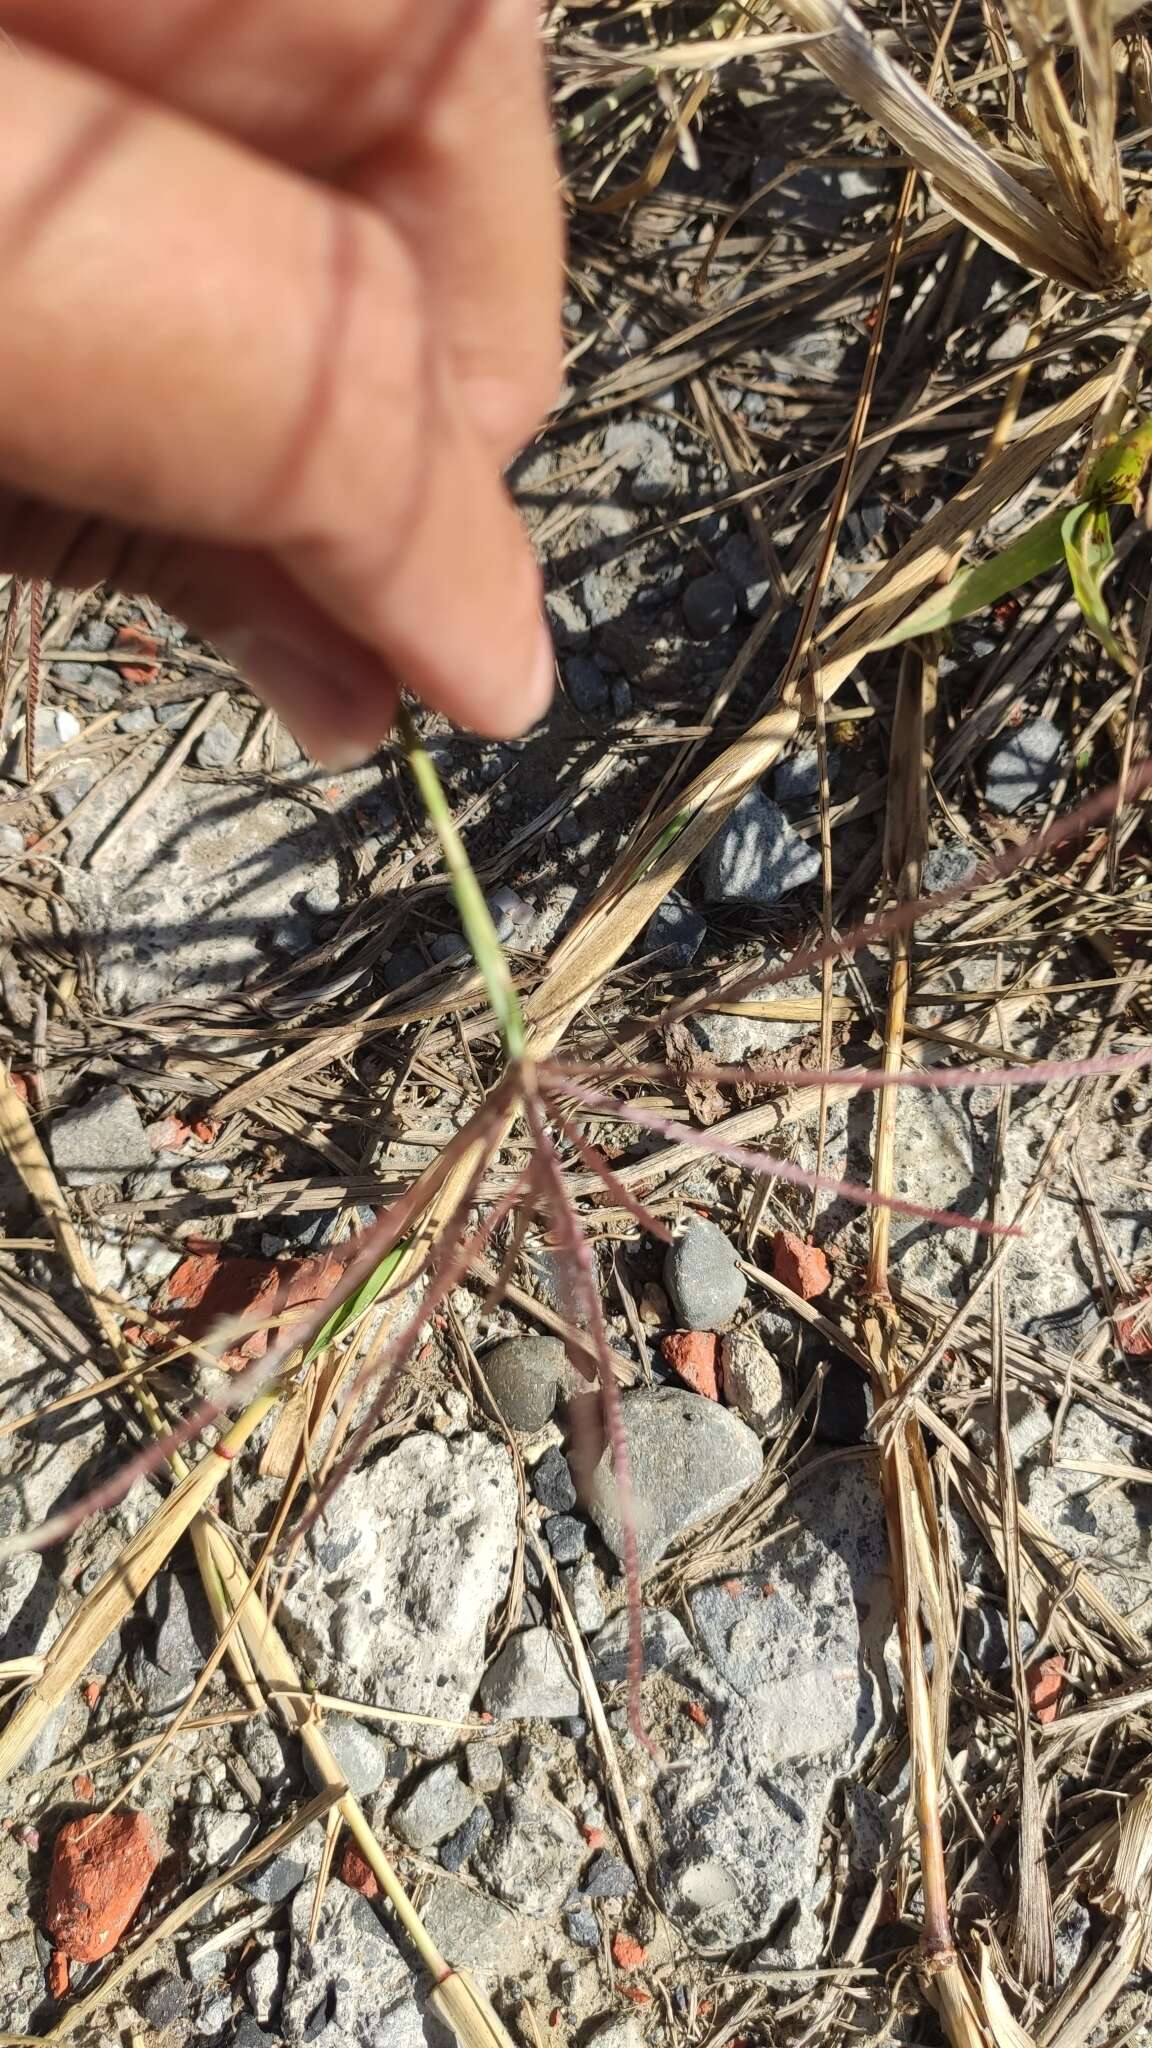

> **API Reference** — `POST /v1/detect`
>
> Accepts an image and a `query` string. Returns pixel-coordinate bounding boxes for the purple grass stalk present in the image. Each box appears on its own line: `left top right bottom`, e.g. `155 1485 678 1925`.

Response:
289 1158 544 1547
544 1097 674 1243
658 759 1152 1029
523 1083 655 1757
560 1044 1152 1100
553 1075 1022 1234
0 1081 517 1557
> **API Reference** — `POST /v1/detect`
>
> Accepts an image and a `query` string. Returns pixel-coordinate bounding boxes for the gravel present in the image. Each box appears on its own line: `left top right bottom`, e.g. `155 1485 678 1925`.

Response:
698 789 820 904
665 1217 746 1328
682 571 738 638
480 1627 581 1720
131 1570 217 1715
309 1716 397 1799
49 1085 154 1185
774 746 840 803
530 1444 577 1514
983 716 1064 812
719 1330 785 1436
565 1906 601 1948
189 1808 258 1868
590 1607 691 1685
477 1335 577 1433
587 1389 762 1571
565 655 611 714
561 1557 606 1635
643 891 706 966
582 1849 635 1899
544 1514 586 1564
922 840 980 892
280 1882 427 2048
471 1788 585 1916
438 1806 491 1873
391 1764 477 1851
195 722 241 769
464 1742 504 1794
603 419 679 504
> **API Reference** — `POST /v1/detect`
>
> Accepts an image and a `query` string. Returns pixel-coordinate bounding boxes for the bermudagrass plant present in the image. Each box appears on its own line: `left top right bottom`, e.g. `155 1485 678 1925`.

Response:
3 722 1151 1753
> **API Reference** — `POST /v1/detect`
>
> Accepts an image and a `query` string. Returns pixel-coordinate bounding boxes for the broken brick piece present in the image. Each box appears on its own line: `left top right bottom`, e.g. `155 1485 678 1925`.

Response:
611 1933 647 1971
338 1841 380 1901
1116 1295 1152 1357
661 1330 719 1400
153 1247 348 1369
44 1808 161 1962
72 1774 96 1804
1027 1654 1066 1725
581 1825 606 1849
114 621 160 685
772 1230 830 1301
683 1700 709 1729
47 1951 69 2000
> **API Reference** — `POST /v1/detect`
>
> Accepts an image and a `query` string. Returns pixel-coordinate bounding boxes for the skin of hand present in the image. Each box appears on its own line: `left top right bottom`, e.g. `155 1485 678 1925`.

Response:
0 0 564 763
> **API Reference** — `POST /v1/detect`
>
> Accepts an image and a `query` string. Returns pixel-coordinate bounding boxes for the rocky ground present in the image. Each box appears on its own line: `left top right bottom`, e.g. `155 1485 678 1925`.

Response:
3 16 1152 2048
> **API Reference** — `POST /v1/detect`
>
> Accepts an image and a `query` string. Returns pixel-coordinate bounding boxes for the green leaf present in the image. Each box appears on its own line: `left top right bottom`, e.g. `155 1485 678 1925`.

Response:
1084 410 1152 507
302 1243 407 1366
1060 502 1131 671
873 506 1067 651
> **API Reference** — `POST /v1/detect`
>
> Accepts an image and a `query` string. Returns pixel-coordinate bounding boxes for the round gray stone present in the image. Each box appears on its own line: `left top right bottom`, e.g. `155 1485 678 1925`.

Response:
682 572 737 638
664 1218 746 1329
587 1388 762 1570
478 1335 576 1433
983 717 1063 813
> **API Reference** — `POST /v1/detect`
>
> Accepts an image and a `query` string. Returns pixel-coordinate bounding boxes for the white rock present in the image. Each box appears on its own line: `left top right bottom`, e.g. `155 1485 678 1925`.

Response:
720 1331 785 1436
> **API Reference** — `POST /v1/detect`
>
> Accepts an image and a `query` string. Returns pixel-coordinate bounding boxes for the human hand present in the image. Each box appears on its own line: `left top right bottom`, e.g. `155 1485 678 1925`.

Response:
0 1 563 762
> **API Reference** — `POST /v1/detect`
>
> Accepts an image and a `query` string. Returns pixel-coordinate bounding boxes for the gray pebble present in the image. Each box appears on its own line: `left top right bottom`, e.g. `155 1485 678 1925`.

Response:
478 1335 576 1434
716 536 771 617
565 656 611 714
83 619 116 650
545 1514 586 1565
391 1763 477 1851
682 572 737 638
643 891 705 967
196 722 241 769
306 1716 394 1798
546 590 590 651
429 932 469 964
241 1852 310 1906
531 1445 577 1514
565 1906 601 1949
464 1743 504 1795
665 1217 746 1329
195 1992 233 2036
603 419 678 505
698 789 820 904
587 1390 762 1572
922 841 979 893
116 705 156 735
0 823 24 857
560 1558 605 1635
438 1805 490 1872
383 946 425 990
582 1849 635 1899
610 678 633 718
140 1976 190 2029
231 2021 276 2048
984 717 1063 813
774 746 839 803
303 877 342 917
480 1626 581 1720
963 1601 1036 1675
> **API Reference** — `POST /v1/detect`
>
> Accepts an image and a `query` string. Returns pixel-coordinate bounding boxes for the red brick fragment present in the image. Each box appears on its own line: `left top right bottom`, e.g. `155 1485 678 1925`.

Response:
722 1578 743 1598
581 1824 606 1849
684 1700 709 1729
772 1230 830 1301
114 622 160 685
338 1841 380 1900
1027 1654 1066 1725
620 1986 653 2006
1116 1295 1152 1357
611 1932 647 1971
72 1774 96 1803
47 1950 69 2000
44 1808 160 1962
83 1680 103 1710
153 1247 347 1368
661 1330 718 1400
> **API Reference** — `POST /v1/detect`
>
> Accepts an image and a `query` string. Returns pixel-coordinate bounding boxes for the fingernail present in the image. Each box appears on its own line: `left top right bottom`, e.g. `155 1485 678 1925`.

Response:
217 632 375 769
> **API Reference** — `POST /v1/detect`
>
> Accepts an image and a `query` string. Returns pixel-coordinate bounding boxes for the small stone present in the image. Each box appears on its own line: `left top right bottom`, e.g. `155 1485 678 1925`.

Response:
44 1808 161 1962
1027 1654 1066 1724
486 885 533 942
590 1608 690 1688
195 1992 233 2035
582 1850 635 1899
181 1160 232 1192
544 1514 587 1565
638 1282 669 1328
429 932 468 963
438 1806 490 1873
922 841 979 893
661 1331 719 1400
682 572 737 638
231 2019 275 2048
716 535 771 617
0 822 25 857
1052 1898 1092 1990
643 892 706 967
565 1906 600 1948
245 1946 282 2023
195 722 241 769
772 1231 830 1301
390 1764 477 1851
812 1355 874 1445
719 1331 784 1436
140 1975 190 2029
480 1627 581 1720
471 1790 584 1916
610 678 632 718
774 747 840 803
565 655 610 715
587 1389 762 1571
241 1852 310 1906
531 1445 577 1515
478 1335 577 1433
698 790 820 904
611 1932 646 1970
604 419 679 505
963 1601 1037 1674
984 717 1063 813
133 1570 216 1714
309 1717 395 1800
665 1218 746 1330
49 1085 154 1184
116 705 156 735
303 877 342 917
586 2022 646 2048
383 946 425 989
189 1809 257 1868
464 1743 504 1794
546 590 590 650
561 1558 606 1635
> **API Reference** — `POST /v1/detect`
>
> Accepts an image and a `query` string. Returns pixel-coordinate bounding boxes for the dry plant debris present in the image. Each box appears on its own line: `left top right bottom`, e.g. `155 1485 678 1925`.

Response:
3 5 1152 2048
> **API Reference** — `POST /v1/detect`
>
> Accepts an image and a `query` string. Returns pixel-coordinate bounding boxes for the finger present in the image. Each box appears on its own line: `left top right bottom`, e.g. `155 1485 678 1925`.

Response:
6 0 565 459
0 45 552 742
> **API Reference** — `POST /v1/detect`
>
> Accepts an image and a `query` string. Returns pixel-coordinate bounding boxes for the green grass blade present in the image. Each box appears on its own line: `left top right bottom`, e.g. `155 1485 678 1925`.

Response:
1061 502 1131 671
872 506 1068 650
303 1244 407 1366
